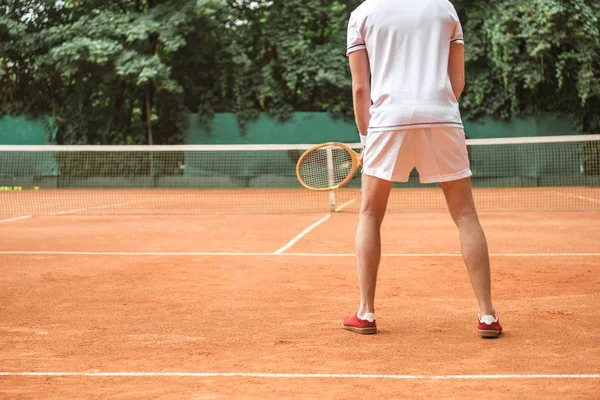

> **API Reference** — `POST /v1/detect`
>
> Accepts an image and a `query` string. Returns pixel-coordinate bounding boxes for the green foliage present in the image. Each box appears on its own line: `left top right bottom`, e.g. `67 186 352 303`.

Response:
0 0 221 144
0 0 599 145
460 0 600 131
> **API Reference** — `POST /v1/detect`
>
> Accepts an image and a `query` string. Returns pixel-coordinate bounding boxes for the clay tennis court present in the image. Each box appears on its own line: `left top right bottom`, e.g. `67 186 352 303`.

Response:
1 188 599 398
2 186 600 214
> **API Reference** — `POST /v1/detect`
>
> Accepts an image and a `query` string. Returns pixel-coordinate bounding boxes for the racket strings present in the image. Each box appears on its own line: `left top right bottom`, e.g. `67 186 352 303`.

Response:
298 145 355 190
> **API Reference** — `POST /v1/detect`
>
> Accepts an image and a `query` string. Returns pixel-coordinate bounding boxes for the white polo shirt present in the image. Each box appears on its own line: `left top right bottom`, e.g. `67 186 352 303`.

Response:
347 0 465 133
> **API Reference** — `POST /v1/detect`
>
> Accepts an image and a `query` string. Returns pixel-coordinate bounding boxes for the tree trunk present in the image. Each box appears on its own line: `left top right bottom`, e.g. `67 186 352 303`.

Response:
146 83 153 145
0 30 13 107
146 0 158 184
51 100 56 122
4 62 14 108
146 83 156 185
50 74 57 123
106 79 127 143
318 14 328 45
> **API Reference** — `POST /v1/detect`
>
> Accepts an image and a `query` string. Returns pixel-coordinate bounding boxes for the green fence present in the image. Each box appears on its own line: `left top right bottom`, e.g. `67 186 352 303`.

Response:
182 112 594 188
183 112 577 144
0 116 59 188
1 113 597 190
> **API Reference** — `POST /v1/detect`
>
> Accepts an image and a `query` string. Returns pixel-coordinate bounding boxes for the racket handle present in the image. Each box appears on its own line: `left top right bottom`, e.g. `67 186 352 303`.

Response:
329 190 336 211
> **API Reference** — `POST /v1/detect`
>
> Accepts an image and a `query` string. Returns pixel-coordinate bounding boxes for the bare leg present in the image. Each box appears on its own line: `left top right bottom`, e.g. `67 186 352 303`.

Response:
441 177 496 316
356 175 393 317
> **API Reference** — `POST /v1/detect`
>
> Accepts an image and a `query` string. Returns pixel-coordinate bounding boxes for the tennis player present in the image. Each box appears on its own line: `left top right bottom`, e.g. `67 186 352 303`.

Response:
343 0 502 338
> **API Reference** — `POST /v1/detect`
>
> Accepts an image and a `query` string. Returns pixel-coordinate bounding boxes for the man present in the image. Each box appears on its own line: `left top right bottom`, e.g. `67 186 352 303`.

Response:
343 0 502 338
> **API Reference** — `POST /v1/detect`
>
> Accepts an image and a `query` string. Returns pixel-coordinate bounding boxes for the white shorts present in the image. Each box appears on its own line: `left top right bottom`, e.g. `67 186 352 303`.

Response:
361 127 472 184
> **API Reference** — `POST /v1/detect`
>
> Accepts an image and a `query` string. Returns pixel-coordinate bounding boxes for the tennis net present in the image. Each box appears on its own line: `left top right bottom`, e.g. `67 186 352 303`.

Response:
0 135 599 214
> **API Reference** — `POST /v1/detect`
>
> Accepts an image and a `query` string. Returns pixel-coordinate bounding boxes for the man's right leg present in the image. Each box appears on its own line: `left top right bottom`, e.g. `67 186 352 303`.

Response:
355 174 393 318
440 177 496 317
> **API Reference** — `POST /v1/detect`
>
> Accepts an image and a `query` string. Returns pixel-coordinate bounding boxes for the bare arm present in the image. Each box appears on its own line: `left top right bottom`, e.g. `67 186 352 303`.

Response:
348 50 371 135
448 42 465 100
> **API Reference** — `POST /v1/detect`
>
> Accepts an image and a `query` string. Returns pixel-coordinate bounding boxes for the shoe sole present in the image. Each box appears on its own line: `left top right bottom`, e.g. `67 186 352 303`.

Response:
478 329 502 338
342 325 377 334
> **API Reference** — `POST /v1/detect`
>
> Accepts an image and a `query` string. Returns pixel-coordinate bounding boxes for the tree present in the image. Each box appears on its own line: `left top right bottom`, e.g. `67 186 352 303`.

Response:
1 0 599 145
460 0 600 132
1 0 224 144
192 0 362 131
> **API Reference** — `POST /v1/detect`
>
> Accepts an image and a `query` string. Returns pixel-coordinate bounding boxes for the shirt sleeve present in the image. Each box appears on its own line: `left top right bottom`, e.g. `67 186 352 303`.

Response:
450 10 464 45
346 11 366 56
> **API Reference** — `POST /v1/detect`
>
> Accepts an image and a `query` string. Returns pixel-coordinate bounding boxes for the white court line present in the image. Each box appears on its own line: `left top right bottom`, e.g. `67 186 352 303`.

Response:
334 199 356 212
50 200 141 216
273 214 332 254
1 251 599 257
551 191 600 205
0 215 32 224
569 195 600 205
0 372 598 380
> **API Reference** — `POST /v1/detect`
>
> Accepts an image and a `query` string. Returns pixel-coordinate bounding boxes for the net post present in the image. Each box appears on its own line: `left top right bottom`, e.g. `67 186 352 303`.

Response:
326 146 336 211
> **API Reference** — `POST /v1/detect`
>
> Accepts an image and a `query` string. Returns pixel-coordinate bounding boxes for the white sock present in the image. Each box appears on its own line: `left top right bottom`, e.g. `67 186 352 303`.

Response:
479 315 498 324
358 312 375 322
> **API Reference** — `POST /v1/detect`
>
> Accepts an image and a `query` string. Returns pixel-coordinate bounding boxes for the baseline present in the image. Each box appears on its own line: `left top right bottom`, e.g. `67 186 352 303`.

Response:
0 372 599 380
1 251 599 257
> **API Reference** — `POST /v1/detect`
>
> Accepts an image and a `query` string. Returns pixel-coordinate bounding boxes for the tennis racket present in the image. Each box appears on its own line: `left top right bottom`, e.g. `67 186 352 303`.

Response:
296 142 362 191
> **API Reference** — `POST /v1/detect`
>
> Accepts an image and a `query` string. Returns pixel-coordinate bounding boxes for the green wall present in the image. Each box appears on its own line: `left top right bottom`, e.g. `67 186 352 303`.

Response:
0 115 56 145
184 112 577 145
0 112 578 146
1 113 593 191
184 113 358 145
0 116 58 186
181 112 589 189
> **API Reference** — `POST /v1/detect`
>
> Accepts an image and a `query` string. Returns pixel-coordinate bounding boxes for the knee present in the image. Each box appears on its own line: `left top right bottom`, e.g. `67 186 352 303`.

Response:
359 175 392 222
360 200 386 223
451 208 479 228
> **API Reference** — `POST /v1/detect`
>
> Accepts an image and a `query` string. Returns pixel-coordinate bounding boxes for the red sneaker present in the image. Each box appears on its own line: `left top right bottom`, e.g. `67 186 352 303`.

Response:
342 313 377 334
478 315 503 338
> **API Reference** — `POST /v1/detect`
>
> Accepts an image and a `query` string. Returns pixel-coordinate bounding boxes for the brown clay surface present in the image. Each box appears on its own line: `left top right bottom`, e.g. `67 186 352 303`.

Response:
0 214 328 253
294 212 600 254
1 187 599 215
1 212 599 398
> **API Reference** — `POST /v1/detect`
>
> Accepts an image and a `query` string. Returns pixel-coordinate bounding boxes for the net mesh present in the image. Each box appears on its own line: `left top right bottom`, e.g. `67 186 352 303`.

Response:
0 135 599 214
297 144 356 190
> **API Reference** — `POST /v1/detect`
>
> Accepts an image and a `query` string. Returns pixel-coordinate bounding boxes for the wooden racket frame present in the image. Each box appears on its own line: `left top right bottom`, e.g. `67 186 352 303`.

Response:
296 142 362 191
